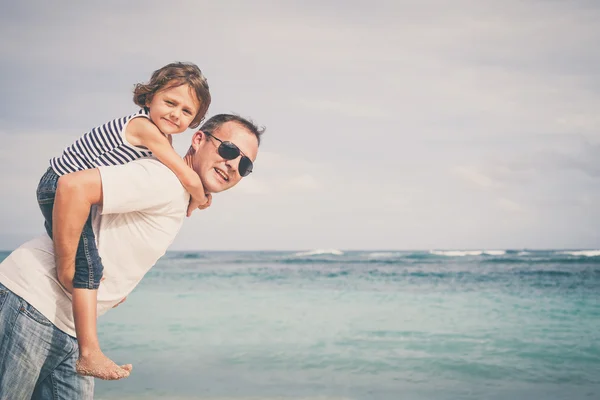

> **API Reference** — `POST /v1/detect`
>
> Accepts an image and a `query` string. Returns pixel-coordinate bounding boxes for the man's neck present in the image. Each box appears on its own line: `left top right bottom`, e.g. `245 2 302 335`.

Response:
182 150 207 191
183 149 194 169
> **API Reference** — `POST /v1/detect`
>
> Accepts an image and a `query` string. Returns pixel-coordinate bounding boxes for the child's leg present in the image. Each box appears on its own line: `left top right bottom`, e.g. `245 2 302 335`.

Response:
72 215 132 380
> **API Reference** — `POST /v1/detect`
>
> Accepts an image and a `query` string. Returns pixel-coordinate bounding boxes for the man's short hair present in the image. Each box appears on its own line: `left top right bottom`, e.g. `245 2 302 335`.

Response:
200 114 265 146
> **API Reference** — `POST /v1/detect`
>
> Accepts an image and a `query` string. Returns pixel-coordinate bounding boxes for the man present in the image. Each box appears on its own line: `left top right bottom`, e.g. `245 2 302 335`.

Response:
0 114 263 399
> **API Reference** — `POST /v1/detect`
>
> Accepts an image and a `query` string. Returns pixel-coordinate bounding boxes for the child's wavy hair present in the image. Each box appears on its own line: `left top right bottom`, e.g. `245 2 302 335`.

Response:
133 62 211 129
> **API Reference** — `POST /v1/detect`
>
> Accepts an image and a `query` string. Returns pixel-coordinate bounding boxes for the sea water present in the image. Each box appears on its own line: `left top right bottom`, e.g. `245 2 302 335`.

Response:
1 249 599 399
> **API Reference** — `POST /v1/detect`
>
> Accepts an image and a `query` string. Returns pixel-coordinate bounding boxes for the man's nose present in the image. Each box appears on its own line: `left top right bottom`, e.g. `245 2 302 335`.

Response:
224 158 238 174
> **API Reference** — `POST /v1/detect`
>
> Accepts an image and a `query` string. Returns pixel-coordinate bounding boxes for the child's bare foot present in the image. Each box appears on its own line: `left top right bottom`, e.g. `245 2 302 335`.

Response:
75 350 132 380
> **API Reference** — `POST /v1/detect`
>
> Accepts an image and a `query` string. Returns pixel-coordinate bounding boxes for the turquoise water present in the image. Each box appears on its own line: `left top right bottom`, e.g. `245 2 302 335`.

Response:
2 249 600 399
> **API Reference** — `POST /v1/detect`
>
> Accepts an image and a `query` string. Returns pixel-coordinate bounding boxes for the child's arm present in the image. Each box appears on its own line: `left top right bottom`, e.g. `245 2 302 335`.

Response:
126 118 208 216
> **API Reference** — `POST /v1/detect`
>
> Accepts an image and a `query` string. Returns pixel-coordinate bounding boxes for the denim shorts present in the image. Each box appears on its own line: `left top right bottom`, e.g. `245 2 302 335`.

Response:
36 167 104 290
0 282 94 399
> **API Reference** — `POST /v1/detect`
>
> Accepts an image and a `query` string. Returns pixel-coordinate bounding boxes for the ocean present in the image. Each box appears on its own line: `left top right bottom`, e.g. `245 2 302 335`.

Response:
1 249 599 399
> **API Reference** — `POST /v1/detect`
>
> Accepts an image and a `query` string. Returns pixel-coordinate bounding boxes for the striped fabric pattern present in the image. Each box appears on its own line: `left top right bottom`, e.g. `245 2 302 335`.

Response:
50 109 153 176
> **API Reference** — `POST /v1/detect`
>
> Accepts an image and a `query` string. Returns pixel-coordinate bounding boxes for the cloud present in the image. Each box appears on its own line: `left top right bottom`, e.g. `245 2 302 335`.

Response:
453 166 495 189
295 98 389 119
550 142 600 178
496 198 524 213
233 178 271 195
286 174 321 191
483 136 600 184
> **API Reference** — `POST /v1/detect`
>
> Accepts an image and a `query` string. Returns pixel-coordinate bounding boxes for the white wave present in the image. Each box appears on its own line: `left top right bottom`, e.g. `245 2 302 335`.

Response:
293 249 344 257
558 250 600 257
517 251 530 256
430 250 482 256
429 250 505 257
482 250 506 256
366 252 398 259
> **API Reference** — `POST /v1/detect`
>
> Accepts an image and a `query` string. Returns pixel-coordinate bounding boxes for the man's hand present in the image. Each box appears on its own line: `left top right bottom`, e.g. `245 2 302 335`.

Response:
112 297 127 308
186 193 212 217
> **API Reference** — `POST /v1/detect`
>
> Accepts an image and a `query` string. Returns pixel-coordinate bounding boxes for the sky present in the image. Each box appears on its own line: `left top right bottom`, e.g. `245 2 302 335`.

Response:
0 0 599 250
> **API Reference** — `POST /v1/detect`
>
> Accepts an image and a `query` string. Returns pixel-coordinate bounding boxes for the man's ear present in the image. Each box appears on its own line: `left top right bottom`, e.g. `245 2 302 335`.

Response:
191 130 205 150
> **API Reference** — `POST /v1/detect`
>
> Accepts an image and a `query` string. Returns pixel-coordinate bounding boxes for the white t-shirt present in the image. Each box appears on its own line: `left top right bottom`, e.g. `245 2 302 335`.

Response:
0 158 189 337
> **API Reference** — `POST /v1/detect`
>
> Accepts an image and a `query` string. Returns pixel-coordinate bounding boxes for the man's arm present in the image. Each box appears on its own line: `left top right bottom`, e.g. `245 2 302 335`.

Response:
53 169 103 292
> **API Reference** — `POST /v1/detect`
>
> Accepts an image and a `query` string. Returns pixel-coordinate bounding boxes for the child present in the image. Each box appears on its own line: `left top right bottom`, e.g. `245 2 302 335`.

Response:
36 62 211 380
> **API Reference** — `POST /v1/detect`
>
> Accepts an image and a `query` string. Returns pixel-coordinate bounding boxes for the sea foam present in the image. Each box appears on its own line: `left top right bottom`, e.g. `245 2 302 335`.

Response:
293 249 344 257
429 250 506 257
558 250 600 257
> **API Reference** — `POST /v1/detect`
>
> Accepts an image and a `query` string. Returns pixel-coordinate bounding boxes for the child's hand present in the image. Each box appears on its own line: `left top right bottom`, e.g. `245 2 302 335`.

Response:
186 193 211 217
198 193 212 210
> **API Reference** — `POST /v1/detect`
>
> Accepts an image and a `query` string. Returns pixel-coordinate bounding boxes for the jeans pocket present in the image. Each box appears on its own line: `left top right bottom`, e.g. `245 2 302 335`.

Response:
37 193 55 206
0 284 8 312
19 301 52 326
37 169 58 204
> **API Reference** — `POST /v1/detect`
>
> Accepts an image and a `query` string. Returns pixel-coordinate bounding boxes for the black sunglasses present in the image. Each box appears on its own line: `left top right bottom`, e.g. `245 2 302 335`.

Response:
204 132 253 177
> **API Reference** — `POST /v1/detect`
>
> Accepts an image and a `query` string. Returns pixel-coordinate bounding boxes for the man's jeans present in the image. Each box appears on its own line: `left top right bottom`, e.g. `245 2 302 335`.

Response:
0 282 94 400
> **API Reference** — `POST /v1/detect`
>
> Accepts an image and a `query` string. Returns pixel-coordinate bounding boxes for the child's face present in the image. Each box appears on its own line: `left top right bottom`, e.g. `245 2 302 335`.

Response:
146 84 200 135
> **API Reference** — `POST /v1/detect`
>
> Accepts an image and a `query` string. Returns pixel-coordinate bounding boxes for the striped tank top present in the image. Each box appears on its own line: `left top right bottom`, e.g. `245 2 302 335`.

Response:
50 108 153 176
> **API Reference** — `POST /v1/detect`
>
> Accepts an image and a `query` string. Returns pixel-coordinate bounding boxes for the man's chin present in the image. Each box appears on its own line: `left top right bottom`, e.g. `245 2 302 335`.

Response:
203 180 225 194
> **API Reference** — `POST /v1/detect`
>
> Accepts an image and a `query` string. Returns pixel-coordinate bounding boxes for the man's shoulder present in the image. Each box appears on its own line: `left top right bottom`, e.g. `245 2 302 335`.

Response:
98 158 188 215
130 157 170 170
129 158 184 188
112 157 177 180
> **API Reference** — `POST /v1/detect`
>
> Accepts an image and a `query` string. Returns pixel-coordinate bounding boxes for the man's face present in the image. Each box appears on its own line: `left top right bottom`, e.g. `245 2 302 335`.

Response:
190 121 259 193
